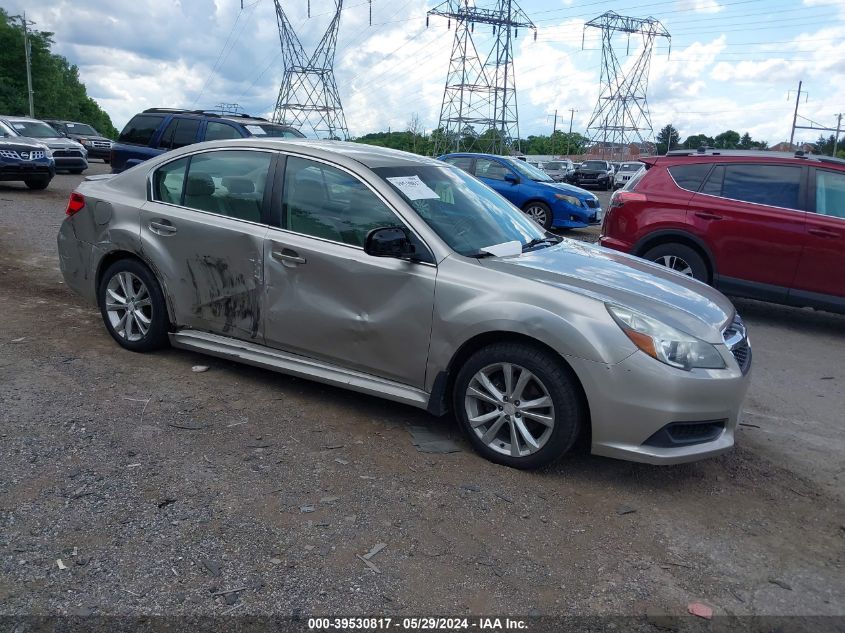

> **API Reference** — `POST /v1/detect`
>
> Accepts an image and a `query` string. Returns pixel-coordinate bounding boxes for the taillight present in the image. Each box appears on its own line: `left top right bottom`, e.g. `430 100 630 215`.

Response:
610 190 647 209
66 192 85 216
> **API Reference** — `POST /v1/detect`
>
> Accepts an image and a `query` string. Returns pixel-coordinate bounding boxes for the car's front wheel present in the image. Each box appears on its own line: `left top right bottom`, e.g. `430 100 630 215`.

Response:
24 177 50 190
643 243 709 283
98 259 170 352
453 343 585 470
522 201 553 230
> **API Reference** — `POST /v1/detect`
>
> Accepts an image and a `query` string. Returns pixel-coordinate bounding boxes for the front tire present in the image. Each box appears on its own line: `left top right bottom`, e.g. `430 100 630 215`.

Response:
98 259 170 352
522 201 553 230
643 243 709 283
453 343 586 470
24 177 50 190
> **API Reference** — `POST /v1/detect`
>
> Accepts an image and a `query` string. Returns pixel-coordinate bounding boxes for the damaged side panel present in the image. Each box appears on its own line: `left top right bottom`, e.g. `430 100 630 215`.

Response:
139 201 268 341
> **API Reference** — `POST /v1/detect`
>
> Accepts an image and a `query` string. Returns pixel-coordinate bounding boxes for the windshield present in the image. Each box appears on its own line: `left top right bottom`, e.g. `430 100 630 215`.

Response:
243 123 305 138
621 162 643 171
582 160 608 170
64 123 99 136
505 158 553 182
7 120 60 138
545 161 567 170
373 164 546 257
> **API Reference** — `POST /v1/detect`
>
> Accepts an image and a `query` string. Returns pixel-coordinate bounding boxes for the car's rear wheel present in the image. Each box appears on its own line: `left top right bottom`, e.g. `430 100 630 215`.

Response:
643 243 709 282
98 259 169 352
24 177 50 190
453 343 585 470
523 201 553 230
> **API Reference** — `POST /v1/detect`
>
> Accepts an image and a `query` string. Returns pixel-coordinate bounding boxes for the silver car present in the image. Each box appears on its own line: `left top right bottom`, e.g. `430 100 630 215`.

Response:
613 161 645 189
57 139 751 469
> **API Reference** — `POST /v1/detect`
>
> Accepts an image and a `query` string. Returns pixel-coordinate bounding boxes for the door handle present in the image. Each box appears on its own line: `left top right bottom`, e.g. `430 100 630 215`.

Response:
808 227 839 239
271 248 306 266
694 211 723 221
149 219 177 235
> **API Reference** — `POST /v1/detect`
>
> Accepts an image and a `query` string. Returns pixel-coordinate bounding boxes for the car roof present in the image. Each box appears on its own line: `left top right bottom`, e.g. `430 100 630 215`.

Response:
1 115 41 123
139 108 297 129
646 149 845 168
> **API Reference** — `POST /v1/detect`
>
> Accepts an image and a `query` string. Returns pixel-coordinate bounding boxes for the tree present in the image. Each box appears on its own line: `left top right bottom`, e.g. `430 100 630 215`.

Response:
0 9 118 137
683 134 715 149
714 130 741 149
656 124 680 155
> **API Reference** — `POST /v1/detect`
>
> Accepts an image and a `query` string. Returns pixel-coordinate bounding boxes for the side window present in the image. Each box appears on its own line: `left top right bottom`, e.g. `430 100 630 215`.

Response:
152 157 189 204
118 114 165 146
721 164 803 210
476 158 509 181
205 121 242 141
700 165 725 197
180 150 273 223
668 163 713 192
444 156 473 173
282 156 401 247
815 170 845 219
158 118 201 150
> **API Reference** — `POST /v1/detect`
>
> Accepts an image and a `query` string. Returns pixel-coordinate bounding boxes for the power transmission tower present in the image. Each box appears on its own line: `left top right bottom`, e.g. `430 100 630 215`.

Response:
272 1 350 140
428 0 536 156
583 11 669 161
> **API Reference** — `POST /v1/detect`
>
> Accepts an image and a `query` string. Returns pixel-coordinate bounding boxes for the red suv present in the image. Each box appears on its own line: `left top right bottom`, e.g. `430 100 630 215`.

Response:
600 149 845 314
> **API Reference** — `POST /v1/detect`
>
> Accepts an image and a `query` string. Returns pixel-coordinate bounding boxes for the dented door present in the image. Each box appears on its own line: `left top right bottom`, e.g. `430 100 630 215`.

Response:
263 229 436 388
140 200 268 341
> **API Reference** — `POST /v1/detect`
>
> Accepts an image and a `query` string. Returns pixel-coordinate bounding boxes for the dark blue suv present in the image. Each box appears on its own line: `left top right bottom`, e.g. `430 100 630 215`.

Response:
110 108 305 173
439 153 601 229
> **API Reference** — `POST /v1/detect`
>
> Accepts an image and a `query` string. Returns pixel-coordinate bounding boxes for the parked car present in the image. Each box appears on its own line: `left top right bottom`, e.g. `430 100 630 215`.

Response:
438 152 601 229
58 139 751 469
543 159 576 183
0 120 55 189
0 115 88 174
613 161 645 189
600 148 845 314
45 119 113 162
110 108 305 173
572 159 615 190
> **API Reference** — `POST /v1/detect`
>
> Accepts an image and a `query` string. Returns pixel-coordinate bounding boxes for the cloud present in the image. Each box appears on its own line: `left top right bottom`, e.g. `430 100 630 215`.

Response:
676 0 723 13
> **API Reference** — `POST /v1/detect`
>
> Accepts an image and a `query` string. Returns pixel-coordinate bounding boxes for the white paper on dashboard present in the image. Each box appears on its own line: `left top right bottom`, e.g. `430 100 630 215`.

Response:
385 175 440 200
480 241 522 257
245 125 267 135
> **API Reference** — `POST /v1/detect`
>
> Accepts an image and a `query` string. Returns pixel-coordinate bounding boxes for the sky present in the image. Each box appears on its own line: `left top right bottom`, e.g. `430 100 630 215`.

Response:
5 0 845 146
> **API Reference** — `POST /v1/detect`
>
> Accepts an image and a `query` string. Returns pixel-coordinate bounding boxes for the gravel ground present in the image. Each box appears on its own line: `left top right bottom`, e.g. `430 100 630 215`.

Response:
1 165 843 626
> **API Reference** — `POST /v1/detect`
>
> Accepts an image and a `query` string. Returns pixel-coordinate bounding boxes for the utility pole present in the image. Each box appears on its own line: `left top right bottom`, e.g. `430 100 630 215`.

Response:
789 80 804 147
549 109 557 156
19 13 35 117
566 107 576 156
833 113 842 157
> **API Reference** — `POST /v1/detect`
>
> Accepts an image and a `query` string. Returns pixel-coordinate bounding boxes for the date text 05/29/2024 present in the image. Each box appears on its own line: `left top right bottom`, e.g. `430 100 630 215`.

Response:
308 618 528 630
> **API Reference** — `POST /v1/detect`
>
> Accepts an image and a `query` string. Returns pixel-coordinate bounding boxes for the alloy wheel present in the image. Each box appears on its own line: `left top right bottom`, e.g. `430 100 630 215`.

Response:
105 271 153 342
464 362 556 458
653 255 694 277
524 205 548 227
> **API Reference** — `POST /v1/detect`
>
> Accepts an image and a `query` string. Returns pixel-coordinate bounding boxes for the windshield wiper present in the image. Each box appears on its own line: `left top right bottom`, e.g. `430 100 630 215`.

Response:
522 235 562 252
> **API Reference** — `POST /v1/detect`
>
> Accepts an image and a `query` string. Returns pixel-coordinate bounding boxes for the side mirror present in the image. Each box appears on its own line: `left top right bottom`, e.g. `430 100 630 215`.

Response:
364 227 416 260
504 172 520 184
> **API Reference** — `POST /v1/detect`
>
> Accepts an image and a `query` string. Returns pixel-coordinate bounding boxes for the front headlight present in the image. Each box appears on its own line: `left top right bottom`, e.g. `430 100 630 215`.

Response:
554 193 581 206
38 144 53 158
607 304 726 371
80 138 92 146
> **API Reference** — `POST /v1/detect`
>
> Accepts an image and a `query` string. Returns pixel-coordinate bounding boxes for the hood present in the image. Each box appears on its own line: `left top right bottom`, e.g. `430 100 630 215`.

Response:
1 137 51 152
533 180 597 201
479 240 735 343
69 134 111 143
22 136 84 150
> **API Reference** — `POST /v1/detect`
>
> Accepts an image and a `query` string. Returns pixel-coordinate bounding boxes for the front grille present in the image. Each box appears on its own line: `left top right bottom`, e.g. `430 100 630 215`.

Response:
0 150 19 159
53 149 83 158
723 315 751 374
643 420 727 448
585 198 599 208
91 140 111 148
0 149 45 160
731 342 750 372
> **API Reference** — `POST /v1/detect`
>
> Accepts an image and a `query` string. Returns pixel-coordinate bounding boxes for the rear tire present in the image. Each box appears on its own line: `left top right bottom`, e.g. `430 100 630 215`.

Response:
643 243 709 283
453 343 585 470
24 177 50 190
98 259 170 352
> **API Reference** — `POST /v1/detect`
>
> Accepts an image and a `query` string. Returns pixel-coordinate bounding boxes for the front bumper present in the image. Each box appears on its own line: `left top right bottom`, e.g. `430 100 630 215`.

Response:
574 174 611 188
551 200 603 229
0 159 56 181
568 349 751 465
83 146 111 160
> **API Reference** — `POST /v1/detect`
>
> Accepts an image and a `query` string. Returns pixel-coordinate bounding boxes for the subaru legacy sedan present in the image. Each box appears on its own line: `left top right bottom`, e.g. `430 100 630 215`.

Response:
58 139 751 469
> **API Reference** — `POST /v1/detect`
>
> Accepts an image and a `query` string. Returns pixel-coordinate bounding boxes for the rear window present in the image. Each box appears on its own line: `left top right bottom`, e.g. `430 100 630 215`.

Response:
701 163 803 210
443 156 474 173
582 161 607 170
668 163 712 192
118 114 166 146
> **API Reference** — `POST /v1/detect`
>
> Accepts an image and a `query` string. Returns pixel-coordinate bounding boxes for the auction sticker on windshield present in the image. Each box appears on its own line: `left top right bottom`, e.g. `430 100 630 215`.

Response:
245 125 267 135
386 175 440 200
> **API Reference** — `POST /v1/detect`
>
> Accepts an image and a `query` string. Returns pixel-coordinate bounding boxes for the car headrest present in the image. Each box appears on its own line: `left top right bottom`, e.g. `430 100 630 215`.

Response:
293 178 325 204
223 177 255 195
185 173 215 197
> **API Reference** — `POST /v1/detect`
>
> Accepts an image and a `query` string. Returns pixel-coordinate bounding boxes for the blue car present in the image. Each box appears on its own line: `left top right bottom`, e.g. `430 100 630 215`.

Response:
439 153 601 230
